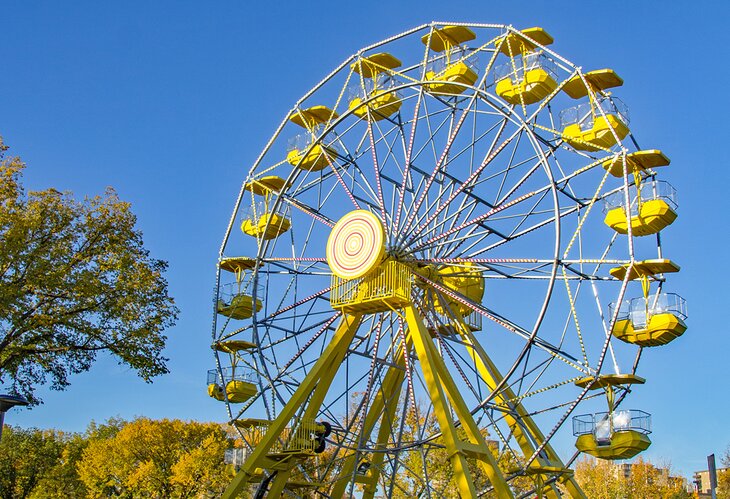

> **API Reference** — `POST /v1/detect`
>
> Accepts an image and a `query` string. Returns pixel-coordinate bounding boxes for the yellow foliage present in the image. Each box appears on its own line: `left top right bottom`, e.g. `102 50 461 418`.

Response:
575 456 689 499
77 418 231 498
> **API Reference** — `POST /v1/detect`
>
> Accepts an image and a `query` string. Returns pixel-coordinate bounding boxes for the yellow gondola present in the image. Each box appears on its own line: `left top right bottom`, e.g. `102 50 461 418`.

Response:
610 293 687 347
603 180 677 236
240 176 291 240
495 54 558 105
207 368 258 403
575 427 651 460
561 96 629 151
217 256 263 320
287 106 339 171
348 53 402 121
422 26 478 95
560 69 628 151
493 27 557 105
573 375 652 460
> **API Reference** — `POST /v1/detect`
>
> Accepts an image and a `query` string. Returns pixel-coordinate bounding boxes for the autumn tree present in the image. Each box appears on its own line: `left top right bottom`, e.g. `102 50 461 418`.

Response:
718 445 730 499
575 455 690 499
76 417 232 497
0 137 178 403
0 426 65 499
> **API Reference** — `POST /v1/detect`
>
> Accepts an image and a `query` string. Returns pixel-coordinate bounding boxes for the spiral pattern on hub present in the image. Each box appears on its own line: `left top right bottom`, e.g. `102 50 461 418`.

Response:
326 210 386 279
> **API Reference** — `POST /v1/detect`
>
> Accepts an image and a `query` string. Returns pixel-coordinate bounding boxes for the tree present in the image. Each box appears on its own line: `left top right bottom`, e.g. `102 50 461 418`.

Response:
574 455 691 499
718 446 730 499
0 425 65 499
0 136 178 403
76 418 233 498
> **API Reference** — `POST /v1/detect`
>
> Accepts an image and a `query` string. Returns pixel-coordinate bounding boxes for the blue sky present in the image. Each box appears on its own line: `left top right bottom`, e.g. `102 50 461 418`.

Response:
2 0 729 479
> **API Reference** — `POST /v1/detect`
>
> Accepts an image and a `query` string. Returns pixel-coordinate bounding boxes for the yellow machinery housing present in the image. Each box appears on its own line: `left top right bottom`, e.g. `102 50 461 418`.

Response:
330 260 413 314
433 263 485 317
234 418 331 458
286 106 339 171
240 176 291 240
348 53 402 121
422 26 478 95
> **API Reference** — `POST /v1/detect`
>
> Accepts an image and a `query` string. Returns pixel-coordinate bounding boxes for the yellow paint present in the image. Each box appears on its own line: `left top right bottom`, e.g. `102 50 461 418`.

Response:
562 114 630 151
609 259 680 281
422 25 476 52
216 294 263 320
602 150 670 178
349 89 402 121
241 212 291 240
425 60 478 95
575 431 651 460
496 67 557 105
286 143 337 171
562 69 623 99
604 199 677 236
612 313 687 347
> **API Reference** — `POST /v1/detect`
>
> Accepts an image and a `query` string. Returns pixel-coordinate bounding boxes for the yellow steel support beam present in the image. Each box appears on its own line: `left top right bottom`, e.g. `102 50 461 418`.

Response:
222 313 363 499
453 314 586 499
266 470 291 497
405 306 514 498
330 344 407 498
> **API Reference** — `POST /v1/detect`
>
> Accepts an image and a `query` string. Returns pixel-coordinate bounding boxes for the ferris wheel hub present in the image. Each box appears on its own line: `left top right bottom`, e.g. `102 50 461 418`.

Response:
326 210 387 279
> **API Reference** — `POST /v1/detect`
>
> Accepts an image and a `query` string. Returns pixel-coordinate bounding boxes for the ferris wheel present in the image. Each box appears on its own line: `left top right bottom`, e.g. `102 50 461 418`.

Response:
208 22 685 498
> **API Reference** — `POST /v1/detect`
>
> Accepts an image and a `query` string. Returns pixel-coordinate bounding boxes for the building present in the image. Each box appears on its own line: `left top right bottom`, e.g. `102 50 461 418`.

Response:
694 467 729 497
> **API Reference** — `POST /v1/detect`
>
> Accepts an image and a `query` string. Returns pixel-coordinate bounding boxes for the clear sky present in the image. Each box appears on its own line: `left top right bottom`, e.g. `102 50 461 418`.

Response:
2 0 729 480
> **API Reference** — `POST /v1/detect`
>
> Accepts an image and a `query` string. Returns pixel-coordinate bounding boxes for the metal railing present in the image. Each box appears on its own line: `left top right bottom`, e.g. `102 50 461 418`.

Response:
236 418 328 455
330 260 412 310
609 293 687 328
573 410 652 439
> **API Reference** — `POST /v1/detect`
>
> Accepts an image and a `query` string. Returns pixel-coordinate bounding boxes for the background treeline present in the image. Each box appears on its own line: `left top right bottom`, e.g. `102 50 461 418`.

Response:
0 418 235 499
1 415 727 498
